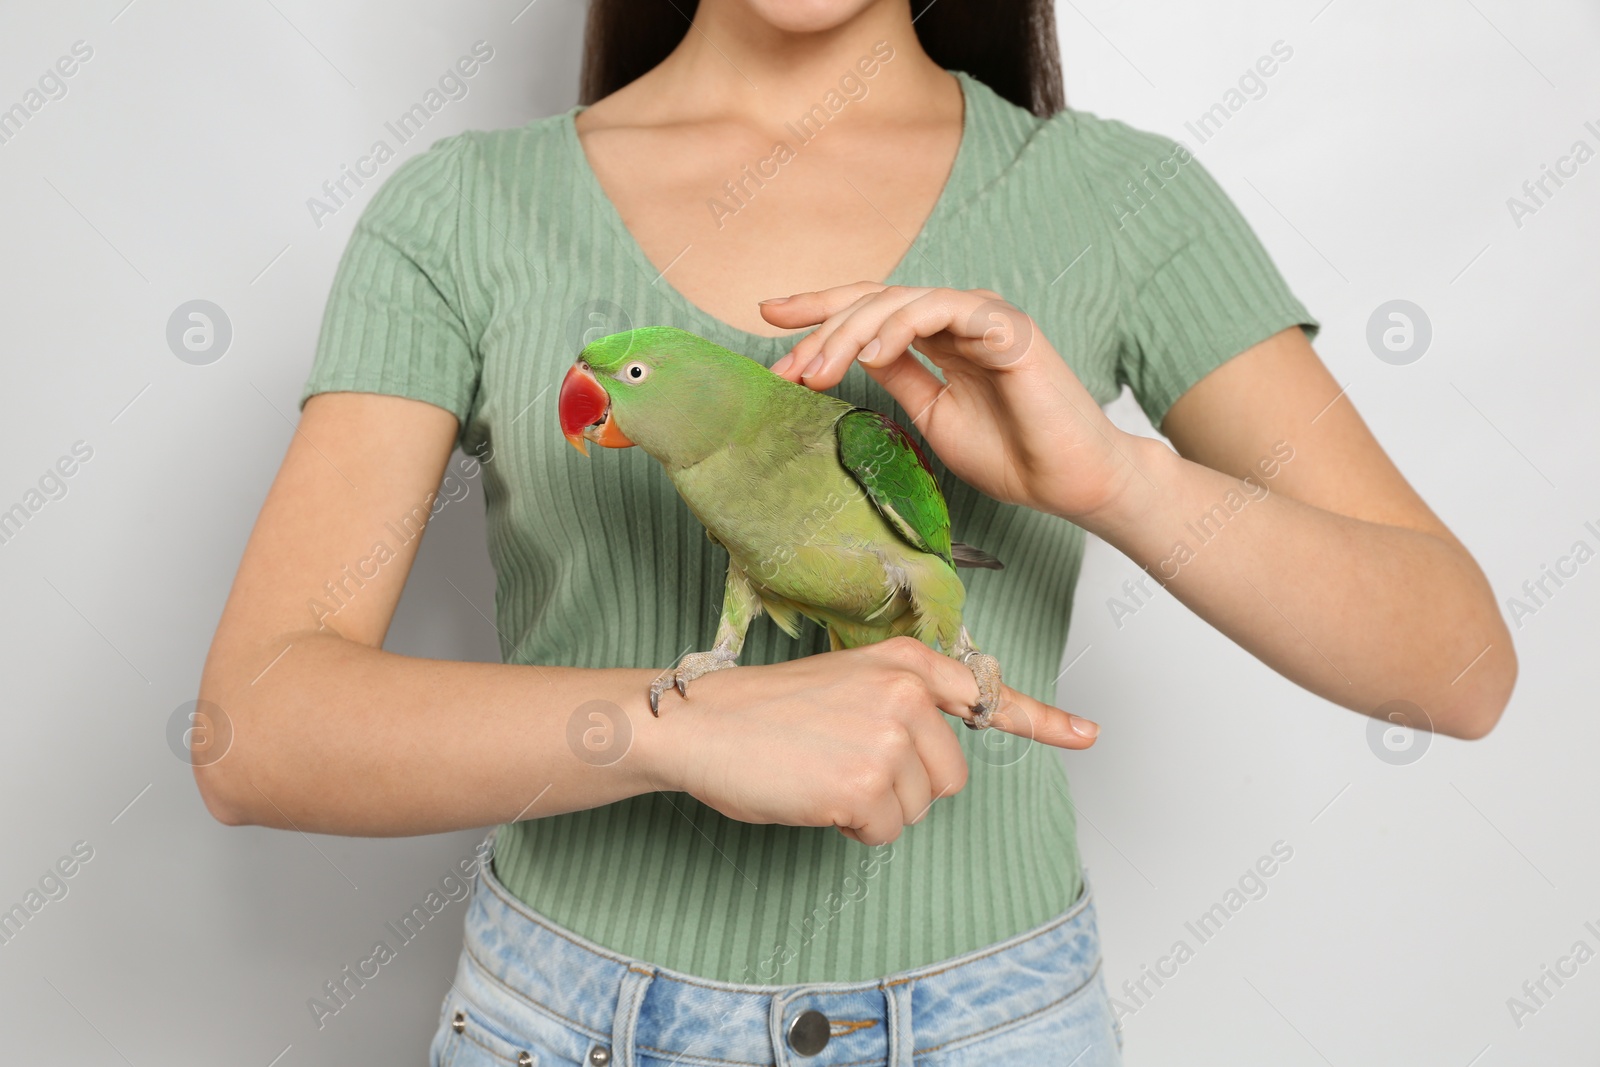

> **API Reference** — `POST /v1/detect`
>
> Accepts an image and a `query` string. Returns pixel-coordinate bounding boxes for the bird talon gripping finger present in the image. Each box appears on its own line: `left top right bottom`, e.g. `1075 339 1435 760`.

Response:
557 327 1007 728
956 626 1003 731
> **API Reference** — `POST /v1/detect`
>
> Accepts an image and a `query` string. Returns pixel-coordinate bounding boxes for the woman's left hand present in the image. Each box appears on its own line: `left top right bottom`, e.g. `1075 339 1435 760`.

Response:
763 283 1145 525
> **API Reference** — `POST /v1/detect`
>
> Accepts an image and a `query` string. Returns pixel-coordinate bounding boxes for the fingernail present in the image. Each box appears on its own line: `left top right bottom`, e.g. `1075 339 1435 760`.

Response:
858 337 881 364
758 297 791 306
1069 715 1099 739
800 355 825 379
771 354 794 375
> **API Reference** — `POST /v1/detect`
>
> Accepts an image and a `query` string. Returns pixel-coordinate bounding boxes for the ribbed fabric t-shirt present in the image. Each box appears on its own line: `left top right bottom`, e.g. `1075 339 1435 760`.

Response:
299 69 1318 984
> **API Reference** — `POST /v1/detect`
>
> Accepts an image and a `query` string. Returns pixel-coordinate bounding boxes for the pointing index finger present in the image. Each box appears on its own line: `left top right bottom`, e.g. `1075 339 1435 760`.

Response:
968 686 1100 751
914 642 1099 750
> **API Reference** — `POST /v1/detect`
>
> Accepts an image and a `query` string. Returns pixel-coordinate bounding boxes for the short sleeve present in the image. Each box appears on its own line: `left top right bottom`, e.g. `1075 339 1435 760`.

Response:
299 132 480 436
1090 119 1319 428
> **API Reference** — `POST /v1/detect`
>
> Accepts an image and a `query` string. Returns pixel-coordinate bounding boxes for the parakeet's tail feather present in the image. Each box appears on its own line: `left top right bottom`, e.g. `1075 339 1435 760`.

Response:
951 542 1004 570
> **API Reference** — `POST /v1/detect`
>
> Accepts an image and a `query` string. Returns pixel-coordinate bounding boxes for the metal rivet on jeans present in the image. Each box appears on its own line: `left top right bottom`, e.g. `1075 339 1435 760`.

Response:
786 1009 831 1056
451 1009 465 1033
588 1047 612 1067
517 1053 532 1067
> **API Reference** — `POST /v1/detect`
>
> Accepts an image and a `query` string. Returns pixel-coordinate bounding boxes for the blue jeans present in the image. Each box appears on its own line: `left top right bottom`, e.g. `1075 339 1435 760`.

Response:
430 849 1124 1066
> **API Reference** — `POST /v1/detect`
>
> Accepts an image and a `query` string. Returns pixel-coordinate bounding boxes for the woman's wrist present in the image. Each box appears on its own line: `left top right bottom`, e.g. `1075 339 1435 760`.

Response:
1044 429 1177 540
616 673 695 796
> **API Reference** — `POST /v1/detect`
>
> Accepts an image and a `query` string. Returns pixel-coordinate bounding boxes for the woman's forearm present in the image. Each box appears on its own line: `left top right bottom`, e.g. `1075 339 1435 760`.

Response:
195 630 677 835
196 625 1089 846
1077 434 1515 738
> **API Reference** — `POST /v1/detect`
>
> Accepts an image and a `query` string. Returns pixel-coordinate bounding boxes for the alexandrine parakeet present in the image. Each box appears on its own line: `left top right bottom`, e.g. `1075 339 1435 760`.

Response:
557 326 1008 728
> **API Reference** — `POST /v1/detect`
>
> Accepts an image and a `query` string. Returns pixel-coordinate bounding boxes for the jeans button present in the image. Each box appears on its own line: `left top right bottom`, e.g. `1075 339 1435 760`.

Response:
786 1009 830 1056
451 1010 465 1033
588 1047 612 1067
517 1053 532 1066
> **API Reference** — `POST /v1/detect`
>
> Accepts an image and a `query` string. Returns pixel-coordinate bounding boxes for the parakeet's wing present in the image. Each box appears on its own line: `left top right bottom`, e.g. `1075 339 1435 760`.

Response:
835 408 953 565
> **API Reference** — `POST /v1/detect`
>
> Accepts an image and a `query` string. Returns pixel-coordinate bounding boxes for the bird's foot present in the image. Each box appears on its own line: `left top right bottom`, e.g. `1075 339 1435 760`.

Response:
951 625 1002 730
961 649 1004 730
649 648 738 715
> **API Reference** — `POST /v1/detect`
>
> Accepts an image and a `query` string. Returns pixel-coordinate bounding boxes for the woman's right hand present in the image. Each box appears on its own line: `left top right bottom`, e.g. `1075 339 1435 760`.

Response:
644 636 1099 846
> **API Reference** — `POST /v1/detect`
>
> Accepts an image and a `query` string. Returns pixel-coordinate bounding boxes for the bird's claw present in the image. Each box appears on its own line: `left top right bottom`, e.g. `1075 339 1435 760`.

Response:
648 648 738 715
960 649 1003 731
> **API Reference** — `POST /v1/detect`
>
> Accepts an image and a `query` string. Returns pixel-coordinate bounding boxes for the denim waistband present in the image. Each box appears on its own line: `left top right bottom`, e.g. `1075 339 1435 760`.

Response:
442 836 1106 1067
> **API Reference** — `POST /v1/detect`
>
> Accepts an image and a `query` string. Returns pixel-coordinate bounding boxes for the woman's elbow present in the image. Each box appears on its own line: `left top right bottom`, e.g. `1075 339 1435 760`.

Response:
1436 634 1518 741
186 690 259 827
195 764 251 826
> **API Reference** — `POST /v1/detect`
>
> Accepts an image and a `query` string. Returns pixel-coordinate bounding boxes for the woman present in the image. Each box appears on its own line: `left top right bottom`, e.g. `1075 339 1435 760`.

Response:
196 1 1516 1062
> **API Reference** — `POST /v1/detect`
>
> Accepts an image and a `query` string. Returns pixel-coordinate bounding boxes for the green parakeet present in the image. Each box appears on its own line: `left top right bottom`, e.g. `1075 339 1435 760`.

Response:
557 326 1008 727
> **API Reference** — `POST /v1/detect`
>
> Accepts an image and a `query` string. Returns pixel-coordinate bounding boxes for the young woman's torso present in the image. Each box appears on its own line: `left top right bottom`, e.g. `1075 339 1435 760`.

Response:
303 66 1316 983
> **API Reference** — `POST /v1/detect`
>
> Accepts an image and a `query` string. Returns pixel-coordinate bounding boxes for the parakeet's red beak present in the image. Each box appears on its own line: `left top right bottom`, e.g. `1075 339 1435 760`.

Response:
558 360 634 455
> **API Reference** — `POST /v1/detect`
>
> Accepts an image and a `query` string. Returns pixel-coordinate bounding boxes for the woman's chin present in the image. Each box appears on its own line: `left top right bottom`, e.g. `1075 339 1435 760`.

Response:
733 0 883 36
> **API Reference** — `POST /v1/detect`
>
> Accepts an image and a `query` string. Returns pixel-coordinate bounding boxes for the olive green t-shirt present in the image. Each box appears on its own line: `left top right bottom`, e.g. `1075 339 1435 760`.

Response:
300 69 1318 984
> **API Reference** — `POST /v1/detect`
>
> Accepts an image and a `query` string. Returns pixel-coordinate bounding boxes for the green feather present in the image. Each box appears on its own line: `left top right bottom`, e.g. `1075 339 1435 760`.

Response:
835 409 953 565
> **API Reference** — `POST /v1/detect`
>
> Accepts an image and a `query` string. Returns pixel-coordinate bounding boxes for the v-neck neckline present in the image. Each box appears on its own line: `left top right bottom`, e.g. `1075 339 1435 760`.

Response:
562 69 978 353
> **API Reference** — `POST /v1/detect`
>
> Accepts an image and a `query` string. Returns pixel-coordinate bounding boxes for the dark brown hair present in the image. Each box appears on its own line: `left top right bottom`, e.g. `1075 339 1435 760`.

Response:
578 1 1065 117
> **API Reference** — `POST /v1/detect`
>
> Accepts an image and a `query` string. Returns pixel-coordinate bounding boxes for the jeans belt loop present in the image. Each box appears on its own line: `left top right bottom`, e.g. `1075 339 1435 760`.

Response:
609 965 655 1067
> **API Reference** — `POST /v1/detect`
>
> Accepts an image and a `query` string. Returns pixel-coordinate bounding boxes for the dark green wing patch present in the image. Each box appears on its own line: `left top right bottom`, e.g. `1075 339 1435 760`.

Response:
835 408 953 564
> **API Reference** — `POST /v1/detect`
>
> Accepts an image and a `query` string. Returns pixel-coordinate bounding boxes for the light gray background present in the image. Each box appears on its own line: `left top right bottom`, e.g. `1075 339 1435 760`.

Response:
2 1 1596 1063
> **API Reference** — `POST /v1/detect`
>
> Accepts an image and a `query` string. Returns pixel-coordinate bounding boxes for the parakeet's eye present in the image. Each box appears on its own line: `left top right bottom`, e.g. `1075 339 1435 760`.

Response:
615 361 651 384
